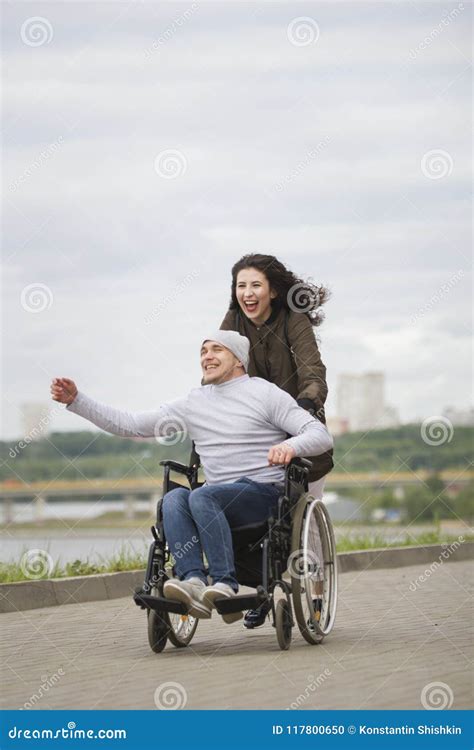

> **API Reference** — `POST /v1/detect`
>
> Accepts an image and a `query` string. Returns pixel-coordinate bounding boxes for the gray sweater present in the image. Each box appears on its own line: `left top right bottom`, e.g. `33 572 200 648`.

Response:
67 374 333 485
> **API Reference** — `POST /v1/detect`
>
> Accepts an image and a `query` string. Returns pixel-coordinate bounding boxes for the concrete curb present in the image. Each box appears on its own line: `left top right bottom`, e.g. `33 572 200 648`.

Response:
337 540 473 573
0 570 145 614
1 541 472 613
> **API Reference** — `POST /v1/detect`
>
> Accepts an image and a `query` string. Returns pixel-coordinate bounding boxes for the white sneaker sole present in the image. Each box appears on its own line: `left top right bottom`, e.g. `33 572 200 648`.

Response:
164 581 212 619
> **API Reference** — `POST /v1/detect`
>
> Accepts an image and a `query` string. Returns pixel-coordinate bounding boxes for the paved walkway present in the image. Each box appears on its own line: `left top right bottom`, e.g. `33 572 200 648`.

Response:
1 560 472 710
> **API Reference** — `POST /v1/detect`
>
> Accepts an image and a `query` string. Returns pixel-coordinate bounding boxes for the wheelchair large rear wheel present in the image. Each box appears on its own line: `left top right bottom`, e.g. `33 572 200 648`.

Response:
290 494 338 644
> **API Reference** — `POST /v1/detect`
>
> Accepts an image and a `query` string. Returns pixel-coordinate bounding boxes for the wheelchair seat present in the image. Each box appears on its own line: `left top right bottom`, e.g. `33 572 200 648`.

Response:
231 520 272 588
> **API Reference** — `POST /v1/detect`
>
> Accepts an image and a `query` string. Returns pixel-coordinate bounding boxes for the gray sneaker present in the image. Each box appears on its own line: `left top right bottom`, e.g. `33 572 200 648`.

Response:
163 577 212 619
203 583 243 624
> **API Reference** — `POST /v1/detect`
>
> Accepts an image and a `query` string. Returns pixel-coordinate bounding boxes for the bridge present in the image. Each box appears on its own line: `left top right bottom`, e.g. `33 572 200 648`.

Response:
0 469 471 500
0 470 470 525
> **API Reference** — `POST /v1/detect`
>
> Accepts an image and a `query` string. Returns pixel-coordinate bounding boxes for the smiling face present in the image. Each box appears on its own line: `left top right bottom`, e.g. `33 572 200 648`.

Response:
200 341 244 385
235 267 277 326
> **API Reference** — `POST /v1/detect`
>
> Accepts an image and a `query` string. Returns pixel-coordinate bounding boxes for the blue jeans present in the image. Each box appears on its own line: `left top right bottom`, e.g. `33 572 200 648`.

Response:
162 477 282 592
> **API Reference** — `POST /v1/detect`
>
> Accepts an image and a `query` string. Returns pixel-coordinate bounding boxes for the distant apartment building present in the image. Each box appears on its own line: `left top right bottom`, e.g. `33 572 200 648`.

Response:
326 416 350 437
21 402 51 440
442 406 474 426
336 372 399 432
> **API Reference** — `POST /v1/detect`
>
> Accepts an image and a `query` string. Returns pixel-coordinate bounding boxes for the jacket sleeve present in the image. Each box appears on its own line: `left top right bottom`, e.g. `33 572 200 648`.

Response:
219 309 236 331
287 311 328 414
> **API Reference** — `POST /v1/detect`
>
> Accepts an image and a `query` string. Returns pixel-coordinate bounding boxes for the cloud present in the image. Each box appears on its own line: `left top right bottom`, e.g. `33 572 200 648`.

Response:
2 1 472 438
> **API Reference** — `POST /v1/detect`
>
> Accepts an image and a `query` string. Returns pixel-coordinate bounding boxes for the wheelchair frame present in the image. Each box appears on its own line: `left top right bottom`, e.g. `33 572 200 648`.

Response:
133 451 338 652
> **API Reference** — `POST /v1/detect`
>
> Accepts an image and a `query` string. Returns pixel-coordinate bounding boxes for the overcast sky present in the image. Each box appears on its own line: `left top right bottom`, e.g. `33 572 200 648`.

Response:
2 0 472 440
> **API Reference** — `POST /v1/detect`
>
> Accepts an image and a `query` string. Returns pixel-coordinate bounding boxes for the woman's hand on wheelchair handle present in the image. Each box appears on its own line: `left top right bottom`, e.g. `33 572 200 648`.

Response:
50 377 78 405
267 442 296 466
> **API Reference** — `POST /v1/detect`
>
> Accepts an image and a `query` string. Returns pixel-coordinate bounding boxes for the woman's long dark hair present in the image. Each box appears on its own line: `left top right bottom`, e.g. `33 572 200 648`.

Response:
229 253 330 327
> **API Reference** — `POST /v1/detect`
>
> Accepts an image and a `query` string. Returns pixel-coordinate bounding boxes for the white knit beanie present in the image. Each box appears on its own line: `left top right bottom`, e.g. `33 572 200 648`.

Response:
202 331 250 371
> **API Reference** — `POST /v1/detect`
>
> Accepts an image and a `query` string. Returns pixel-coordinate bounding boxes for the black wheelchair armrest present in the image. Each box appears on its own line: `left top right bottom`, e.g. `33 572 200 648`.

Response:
159 460 191 476
289 457 312 470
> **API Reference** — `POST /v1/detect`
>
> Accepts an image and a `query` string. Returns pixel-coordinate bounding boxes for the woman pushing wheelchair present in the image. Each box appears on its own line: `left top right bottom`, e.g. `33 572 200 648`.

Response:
220 253 333 627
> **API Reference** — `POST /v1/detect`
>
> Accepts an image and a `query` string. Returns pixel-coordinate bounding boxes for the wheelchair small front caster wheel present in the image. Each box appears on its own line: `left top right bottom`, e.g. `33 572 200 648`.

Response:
275 598 292 651
147 609 169 653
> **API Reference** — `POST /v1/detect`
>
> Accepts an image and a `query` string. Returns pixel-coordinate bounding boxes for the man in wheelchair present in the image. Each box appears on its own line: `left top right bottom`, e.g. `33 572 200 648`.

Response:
52 330 333 625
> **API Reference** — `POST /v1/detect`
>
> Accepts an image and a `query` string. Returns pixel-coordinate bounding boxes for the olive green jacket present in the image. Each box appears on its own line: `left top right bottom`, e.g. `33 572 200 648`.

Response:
220 306 333 482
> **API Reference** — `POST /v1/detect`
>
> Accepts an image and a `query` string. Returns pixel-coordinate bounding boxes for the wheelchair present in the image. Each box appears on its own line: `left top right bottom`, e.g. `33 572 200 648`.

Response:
133 448 338 651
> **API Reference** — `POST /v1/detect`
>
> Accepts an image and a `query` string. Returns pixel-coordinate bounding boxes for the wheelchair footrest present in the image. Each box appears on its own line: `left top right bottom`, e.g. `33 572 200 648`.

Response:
133 591 188 615
214 593 268 615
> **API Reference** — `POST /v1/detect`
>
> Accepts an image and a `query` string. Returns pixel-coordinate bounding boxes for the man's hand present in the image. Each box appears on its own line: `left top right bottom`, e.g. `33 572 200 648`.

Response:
50 378 78 405
267 442 296 466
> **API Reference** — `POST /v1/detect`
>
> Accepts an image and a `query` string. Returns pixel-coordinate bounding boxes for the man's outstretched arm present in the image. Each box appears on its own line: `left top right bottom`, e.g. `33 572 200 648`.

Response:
50 377 186 439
